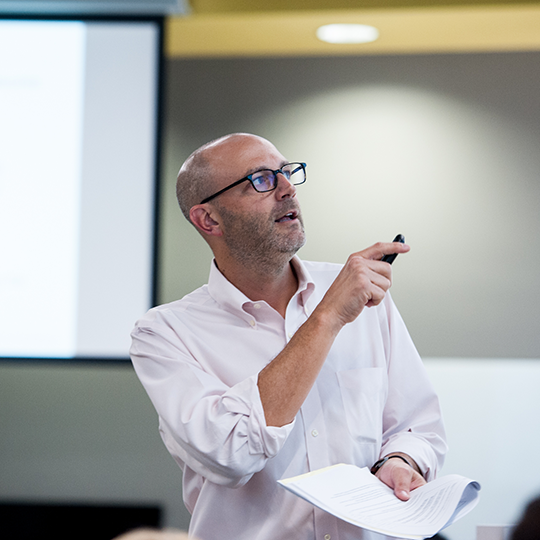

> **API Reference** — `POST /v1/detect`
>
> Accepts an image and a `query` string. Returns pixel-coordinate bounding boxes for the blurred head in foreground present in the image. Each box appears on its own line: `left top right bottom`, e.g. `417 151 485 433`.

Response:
511 496 540 540
112 528 192 540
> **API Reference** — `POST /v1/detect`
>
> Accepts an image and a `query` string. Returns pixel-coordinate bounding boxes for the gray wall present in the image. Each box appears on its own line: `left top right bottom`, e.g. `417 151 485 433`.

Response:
0 362 191 530
1 51 540 540
160 52 540 359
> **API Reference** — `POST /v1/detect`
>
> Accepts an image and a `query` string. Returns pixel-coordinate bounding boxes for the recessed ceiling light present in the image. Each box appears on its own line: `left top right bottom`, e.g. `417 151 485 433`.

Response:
316 24 379 44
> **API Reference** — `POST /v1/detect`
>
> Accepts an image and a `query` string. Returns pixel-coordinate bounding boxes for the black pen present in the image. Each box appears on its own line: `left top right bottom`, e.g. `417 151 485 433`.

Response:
381 234 405 265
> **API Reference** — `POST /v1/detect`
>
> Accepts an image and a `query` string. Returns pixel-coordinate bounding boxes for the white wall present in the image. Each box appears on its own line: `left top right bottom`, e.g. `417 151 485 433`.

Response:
425 358 540 540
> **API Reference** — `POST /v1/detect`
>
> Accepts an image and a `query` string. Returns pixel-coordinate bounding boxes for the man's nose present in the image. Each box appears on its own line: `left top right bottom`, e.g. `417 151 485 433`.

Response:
274 172 297 199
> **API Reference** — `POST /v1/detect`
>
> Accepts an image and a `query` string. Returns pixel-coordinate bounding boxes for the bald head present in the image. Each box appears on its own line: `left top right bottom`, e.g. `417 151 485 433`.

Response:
175 133 278 223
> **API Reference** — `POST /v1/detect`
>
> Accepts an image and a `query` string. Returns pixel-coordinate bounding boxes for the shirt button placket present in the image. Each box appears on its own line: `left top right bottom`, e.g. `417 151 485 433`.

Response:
301 392 335 540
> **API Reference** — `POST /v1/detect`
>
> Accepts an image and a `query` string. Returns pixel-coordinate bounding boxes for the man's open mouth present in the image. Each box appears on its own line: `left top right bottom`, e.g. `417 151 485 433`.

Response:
275 211 298 223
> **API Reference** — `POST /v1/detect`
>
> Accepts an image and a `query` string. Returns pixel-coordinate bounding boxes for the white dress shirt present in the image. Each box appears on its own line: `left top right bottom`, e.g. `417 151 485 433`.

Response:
130 257 447 540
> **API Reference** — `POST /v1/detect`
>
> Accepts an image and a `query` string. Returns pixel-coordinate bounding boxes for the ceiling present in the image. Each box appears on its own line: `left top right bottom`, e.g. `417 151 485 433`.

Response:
165 0 540 57
188 0 539 11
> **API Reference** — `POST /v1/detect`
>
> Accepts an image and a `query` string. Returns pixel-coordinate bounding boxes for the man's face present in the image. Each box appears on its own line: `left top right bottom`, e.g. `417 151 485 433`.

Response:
206 135 306 267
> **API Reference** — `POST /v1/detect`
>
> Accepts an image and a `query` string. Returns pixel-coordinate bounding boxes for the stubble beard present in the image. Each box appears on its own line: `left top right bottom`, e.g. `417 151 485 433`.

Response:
217 203 306 277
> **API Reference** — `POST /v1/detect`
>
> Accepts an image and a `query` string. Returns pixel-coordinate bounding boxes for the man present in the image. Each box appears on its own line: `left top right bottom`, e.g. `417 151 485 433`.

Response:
130 133 447 540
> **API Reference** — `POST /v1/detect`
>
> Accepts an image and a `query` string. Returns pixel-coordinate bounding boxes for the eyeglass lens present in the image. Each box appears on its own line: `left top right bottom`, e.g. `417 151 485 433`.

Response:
251 164 305 193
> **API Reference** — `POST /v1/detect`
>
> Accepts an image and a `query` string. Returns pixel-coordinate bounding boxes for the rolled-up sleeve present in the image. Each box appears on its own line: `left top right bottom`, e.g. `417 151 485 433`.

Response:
130 324 295 488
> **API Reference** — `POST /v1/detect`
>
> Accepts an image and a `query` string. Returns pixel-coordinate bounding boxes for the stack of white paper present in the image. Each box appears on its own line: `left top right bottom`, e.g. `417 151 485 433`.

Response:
278 463 481 539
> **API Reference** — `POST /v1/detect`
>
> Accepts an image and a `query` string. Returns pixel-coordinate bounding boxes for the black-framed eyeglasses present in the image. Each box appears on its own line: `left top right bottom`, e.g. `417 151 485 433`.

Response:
200 162 307 204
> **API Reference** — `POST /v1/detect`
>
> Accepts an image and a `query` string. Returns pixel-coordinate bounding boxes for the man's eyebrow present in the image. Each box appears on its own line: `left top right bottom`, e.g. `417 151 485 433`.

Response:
243 160 289 177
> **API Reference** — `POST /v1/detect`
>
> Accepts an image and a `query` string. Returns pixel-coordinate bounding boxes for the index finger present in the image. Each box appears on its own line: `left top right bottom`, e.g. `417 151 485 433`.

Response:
357 241 411 262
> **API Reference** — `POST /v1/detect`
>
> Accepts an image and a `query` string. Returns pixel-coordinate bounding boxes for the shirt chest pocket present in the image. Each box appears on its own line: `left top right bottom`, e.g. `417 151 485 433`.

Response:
336 368 387 447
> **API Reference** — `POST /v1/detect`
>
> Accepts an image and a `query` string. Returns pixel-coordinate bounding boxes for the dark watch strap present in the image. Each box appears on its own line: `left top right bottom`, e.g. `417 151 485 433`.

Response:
370 454 412 475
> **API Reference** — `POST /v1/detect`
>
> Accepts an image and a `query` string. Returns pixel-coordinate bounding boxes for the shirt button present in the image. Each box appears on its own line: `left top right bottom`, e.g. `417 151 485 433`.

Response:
253 303 261 309
324 535 331 540
249 319 256 327
311 429 319 437
288 332 293 339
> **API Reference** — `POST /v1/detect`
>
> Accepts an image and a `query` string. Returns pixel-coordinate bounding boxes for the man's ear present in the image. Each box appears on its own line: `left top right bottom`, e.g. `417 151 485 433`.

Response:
189 205 223 237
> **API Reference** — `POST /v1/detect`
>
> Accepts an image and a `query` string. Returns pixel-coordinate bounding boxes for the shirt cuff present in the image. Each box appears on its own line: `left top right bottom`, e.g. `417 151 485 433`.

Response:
380 433 441 481
223 374 296 458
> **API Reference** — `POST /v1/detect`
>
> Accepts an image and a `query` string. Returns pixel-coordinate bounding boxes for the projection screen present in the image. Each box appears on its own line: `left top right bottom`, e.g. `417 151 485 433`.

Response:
0 17 161 360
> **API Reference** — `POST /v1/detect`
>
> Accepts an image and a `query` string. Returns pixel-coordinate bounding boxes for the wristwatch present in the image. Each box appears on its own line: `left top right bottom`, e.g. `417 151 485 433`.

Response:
370 454 412 475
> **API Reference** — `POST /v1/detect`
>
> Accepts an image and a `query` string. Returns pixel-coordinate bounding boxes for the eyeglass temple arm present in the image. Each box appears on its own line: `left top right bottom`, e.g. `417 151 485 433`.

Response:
200 176 250 204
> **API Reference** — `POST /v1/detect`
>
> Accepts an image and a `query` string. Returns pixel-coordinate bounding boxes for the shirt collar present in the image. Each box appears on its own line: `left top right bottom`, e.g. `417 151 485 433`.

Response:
290 256 316 312
207 257 316 321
